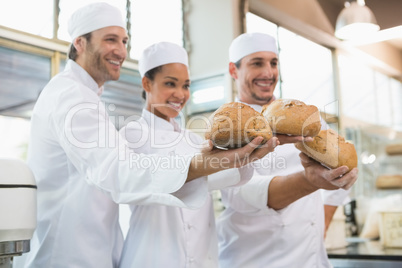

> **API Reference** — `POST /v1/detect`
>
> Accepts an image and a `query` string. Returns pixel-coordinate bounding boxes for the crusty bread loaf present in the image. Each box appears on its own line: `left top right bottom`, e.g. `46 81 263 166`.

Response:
376 175 402 189
294 129 358 170
385 144 402 155
205 102 273 148
261 99 321 137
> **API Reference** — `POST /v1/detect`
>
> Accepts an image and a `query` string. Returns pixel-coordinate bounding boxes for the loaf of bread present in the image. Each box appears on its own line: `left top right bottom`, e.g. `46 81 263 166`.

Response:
205 102 273 148
294 129 358 170
261 99 321 137
376 175 402 189
385 144 402 155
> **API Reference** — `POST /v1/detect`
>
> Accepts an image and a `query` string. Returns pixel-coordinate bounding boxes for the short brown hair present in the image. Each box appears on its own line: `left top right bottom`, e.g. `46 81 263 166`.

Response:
67 33 92 61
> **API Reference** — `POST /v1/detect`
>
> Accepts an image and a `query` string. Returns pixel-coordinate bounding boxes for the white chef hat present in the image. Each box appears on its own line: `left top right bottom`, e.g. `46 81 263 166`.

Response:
139 42 188 78
68 2 126 41
229 32 278 62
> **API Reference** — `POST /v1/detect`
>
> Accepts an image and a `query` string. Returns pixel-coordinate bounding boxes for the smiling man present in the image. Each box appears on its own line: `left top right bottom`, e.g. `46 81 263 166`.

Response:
228 33 279 106
22 3 132 268
216 32 359 268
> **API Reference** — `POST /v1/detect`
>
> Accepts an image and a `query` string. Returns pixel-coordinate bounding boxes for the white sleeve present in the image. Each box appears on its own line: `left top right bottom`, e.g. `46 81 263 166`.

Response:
183 130 255 191
239 175 280 212
51 82 202 208
220 174 279 216
321 188 351 206
207 164 254 191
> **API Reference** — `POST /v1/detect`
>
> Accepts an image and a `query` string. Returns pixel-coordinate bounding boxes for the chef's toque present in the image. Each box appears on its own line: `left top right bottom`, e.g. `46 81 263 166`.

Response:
229 32 278 63
68 2 126 41
139 42 188 78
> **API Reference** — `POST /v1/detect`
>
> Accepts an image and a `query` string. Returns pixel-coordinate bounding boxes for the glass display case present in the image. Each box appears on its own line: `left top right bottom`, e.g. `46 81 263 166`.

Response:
343 126 402 236
344 126 402 199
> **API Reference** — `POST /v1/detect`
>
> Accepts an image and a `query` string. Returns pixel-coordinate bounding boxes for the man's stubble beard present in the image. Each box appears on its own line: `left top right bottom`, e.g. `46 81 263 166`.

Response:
251 92 273 104
245 79 275 105
86 42 116 83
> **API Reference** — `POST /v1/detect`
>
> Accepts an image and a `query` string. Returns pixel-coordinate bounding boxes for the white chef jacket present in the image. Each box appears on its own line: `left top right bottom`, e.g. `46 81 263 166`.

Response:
119 109 254 268
24 60 207 268
216 103 350 268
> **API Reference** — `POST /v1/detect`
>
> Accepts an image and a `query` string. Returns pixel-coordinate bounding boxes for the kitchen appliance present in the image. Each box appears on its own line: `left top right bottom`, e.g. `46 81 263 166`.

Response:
344 199 358 236
0 158 36 268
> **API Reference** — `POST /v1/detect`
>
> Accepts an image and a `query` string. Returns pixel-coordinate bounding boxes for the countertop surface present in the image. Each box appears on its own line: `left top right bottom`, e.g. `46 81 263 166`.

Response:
327 237 402 260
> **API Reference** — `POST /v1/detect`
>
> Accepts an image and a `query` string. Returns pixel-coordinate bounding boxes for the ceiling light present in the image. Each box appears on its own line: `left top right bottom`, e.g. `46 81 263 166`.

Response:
335 0 380 40
343 26 402 46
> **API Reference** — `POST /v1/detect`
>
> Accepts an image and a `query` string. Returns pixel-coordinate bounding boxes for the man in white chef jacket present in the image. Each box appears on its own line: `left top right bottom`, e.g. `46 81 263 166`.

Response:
19 4 279 268
216 32 359 268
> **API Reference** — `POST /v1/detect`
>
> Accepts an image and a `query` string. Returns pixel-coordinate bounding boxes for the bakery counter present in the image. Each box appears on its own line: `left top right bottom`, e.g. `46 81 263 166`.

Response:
327 238 402 268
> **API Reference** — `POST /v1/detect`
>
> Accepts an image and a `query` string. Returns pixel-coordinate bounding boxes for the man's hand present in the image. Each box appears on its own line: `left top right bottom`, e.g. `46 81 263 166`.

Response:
299 152 358 190
267 153 358 210
187 136 279 181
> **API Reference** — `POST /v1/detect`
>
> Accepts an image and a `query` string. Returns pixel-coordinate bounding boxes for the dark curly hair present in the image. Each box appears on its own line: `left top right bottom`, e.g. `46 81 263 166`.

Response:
141 65 163 99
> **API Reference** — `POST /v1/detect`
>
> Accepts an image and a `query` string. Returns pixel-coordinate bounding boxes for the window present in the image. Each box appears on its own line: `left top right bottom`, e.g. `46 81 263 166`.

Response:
0 116 30 160
58 0 128 42
1 0 184 61
338 54 402 129
0 0 181 124
129 0 183 59
374 72 392 127
278 27 336 114
339 55 376 125
390 78 402 130
0 46 51 118
187 73 230 115
0 0 54 38
246 13 281 101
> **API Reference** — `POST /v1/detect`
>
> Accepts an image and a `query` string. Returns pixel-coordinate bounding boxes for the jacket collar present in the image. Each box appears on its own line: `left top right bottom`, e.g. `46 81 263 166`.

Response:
234 97 263 113
141 109 182 132
66 60 104 96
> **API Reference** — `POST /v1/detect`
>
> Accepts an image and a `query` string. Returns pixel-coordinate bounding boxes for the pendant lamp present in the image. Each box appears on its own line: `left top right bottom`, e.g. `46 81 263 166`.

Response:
335 0 380 40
